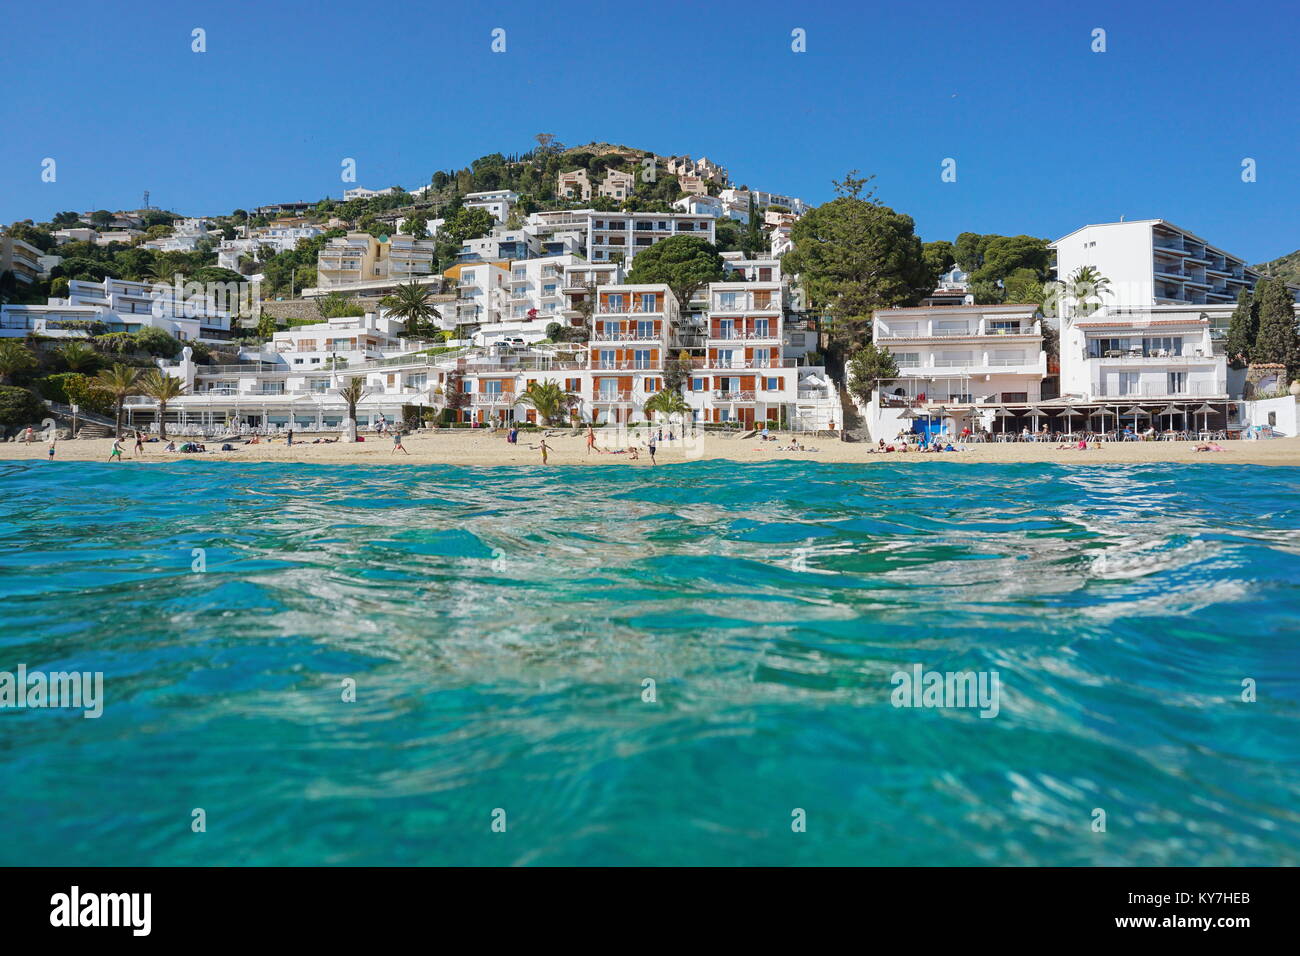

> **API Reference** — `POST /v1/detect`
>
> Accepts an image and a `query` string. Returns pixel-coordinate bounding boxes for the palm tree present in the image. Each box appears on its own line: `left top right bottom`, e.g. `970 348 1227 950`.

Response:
91 364 142 437
516 380 576 425
59 341 99 372
1065 265 1112 317
644 388 691 421
335 376 371 442
381 281 437 338
137 369 188 440
0 339 37 385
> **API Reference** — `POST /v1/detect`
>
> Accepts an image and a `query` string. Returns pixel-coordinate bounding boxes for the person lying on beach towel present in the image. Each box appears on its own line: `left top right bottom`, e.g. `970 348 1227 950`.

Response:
1193 442 1226 452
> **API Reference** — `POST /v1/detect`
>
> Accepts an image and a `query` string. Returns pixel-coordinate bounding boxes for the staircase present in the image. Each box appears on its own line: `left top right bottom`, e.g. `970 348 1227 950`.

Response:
45 401 118 438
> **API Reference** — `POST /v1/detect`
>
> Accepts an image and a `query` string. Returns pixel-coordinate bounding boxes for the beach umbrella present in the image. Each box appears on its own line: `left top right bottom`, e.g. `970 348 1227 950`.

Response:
992 406 1014 434
1089 405 1112 433
1192 402 1217 433
1121 405 1149 432
1155 403 1181 432
1026 404 1046 433
1053 406 1081 433
897 407 921 419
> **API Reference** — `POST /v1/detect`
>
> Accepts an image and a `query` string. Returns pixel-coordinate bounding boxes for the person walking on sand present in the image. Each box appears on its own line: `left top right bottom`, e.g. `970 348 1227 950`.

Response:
287 427 294 447
109 437 124 462
47 431 56 461
539 438 551 465
134 431 145 457
392 429 409 455
586 424 597 455
647 432 657 466
24 426 34 444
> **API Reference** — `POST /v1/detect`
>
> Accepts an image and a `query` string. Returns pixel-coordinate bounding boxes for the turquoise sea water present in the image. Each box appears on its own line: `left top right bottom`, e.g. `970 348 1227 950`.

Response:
0 460 1297 866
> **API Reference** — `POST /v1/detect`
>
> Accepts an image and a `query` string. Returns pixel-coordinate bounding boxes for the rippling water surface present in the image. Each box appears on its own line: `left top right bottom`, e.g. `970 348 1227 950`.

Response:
1 460 1297 865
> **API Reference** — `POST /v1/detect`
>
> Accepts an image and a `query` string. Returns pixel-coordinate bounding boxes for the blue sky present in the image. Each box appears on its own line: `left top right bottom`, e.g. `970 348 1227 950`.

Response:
2 0 1298 261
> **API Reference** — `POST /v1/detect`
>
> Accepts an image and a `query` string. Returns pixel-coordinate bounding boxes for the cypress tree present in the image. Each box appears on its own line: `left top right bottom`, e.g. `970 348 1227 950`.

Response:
1252 277 1300 381
1223 289 1256 369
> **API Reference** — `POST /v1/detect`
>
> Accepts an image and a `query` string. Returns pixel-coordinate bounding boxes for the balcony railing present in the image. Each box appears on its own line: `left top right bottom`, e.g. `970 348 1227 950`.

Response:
695 357 797 369
598 304 662 314
708 330 779 341
711 298 779 312
1092 382 1224 398
593 391 633 403
712 390 757 402
592 361 657 370
797 388 829 400
471 392 516 405
1086 350 1212 361
591 330 661 342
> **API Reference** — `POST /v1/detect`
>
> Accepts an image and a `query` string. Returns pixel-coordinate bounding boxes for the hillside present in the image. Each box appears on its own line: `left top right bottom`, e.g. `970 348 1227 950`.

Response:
1253 249 1300 284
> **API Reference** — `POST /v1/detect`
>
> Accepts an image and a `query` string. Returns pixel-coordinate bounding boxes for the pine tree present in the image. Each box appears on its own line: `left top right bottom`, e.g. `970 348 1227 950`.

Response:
1223 289 1256 370
1252 277 1300 381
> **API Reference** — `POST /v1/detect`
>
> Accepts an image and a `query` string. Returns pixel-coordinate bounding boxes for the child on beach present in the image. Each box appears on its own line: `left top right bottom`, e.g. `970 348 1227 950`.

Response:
109 438 124 461
47 433 56 460
539 439 551 465
392 430 409 455
647 433 657 465
134 431 145 457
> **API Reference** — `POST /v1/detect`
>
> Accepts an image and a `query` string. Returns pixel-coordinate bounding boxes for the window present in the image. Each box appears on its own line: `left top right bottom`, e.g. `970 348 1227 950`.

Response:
988 320 1021 333
718 292 738 310
636 320 655 338
753 318 770 337
644 377 660 391
1143 336 1183 357
691 377 706 391
893 352 920 368
716 349 735 367
600 349 616 368
753 348 771 367
607 293 624 311
639 292 656 312
1118 371 1140 396
764 377 780 391
633 349 652 369
1167 371 1186 395
717 319 734 340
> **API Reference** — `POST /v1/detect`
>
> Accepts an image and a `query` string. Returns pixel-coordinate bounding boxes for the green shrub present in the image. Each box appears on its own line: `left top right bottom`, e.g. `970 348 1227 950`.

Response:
0 386 46 430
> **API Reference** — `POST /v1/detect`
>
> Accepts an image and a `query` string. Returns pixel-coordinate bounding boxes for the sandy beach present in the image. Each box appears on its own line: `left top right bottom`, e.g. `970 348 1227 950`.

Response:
6 431 1300 467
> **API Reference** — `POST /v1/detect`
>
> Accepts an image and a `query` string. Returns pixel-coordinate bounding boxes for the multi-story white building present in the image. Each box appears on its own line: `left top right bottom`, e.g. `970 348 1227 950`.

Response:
343 186 400 201
869 304 1048 436
463 190 519 223
0 276 238 343
143 218 211 253
719 188 808 216
586 212 716 265
1049 219 1299 310
217 224 323 271
1057 306 1225 403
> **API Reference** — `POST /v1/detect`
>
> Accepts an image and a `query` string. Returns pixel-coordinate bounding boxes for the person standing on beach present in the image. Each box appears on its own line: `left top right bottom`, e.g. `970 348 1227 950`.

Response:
647 433 657 466
539 438 551 465
392 429 409 455
23 426 34 444
586 424 596 455
47 432 56 461
109 437 124 462
134 431 145 457
287 427 294 447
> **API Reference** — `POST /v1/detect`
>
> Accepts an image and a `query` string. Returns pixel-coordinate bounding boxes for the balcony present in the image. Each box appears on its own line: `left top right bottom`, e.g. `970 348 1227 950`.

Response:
598 303 662 314
593 391 633 403
1086 349 1213 362
1092 382 1224 398
591 330 661 342
592 361 658 371
711 297 779 313
712 390 757 402
472 392 516 405
708 330 780 341
797 388 829 400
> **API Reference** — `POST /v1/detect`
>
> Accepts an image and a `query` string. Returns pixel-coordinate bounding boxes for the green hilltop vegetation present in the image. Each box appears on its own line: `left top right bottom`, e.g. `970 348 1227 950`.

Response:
1254 249 1300 285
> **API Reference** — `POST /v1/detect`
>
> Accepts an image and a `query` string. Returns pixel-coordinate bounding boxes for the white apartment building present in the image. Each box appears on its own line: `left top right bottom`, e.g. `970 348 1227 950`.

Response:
444 261 511 328
259 311 407 370
672 195 749 222
143 218 211 252
504 254 580 322
343 186 400 201
0 276 237 342
719 188 808 216
870 304 1047 435
1049 219 1299 310
586 213 716 264
463 190 519 223
217 224 323 271
1057 306 1225 402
